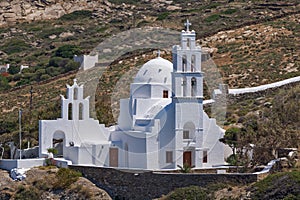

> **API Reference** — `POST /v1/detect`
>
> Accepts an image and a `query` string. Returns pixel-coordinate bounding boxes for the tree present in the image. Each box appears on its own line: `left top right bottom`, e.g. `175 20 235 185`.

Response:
0 75 11 90
64 60 79 72
219 127 240 155
8 65 19 75
54 45 82 59
48 57 69 68
241 86 300 165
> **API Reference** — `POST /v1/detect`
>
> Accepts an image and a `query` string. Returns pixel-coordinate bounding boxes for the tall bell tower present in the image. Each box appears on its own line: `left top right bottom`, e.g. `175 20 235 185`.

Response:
172 20 205 168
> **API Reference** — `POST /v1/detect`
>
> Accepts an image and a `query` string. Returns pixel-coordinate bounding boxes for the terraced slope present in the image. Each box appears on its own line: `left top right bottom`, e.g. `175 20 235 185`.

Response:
0 0 299 154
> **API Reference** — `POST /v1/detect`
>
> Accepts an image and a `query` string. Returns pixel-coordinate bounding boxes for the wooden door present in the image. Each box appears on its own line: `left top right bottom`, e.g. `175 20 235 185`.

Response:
109 148 118 167
183 151 192 166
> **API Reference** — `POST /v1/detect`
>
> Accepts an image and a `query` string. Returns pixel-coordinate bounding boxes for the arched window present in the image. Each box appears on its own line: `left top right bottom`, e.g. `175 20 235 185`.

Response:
191 77 197 97
182 77 187 97
183 122 195 140
79 103 84 120
74 87 78 100
187 38 190 48
191 55 195 72
203 151 208 163
68 103 72 120
163 90 168 98
53 131 66 157
182 55 187 72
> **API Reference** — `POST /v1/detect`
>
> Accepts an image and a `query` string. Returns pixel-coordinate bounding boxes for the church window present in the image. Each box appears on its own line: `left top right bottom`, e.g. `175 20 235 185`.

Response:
183 130 189 139
74 88 78 100
187 38 190 48
79 103 84 120
183 122 195 140
182 77 187 97
68 103 72 120
203 151 208 163
191 55 195 72
182 55 187 72
166 151 173 163
133 99 137 115
163 90 168 98
191 77 197 97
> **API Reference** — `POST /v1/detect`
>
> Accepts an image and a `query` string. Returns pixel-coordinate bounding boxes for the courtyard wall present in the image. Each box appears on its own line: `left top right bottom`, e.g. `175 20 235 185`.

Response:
70 165 258 200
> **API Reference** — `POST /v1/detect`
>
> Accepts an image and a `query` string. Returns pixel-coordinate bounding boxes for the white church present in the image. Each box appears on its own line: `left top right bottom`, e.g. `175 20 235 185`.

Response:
39 23 226 170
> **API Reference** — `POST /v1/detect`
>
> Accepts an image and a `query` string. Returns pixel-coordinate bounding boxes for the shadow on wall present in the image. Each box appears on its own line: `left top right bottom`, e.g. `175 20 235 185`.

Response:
70 165 258 200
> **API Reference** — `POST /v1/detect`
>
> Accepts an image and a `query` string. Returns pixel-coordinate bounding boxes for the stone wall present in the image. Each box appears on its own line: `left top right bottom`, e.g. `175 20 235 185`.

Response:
70 165 258 200
0 158 45 171
227 80 300 104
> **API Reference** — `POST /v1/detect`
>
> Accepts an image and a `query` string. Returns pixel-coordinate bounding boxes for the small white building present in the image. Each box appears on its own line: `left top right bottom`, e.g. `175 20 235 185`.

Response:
19 65 29 73
39 79 111 166
74 53 98 70
0 64 9 73
39 24 226 169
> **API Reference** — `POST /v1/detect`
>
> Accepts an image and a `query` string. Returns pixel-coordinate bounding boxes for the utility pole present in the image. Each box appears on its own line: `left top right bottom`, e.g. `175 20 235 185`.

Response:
19 109 22 160
30 86 33 113
28 86 34 148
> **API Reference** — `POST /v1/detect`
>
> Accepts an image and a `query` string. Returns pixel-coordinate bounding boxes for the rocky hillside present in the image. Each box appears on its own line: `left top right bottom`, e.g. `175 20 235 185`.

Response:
0 1 299 199
1 0 300 26
0 0 299 158
0 167 112 199
0 0 121 26
159 169 300 200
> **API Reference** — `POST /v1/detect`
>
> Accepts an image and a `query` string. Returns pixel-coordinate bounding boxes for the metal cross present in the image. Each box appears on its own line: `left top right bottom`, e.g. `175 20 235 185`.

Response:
157 50 161 57
184 19 192 32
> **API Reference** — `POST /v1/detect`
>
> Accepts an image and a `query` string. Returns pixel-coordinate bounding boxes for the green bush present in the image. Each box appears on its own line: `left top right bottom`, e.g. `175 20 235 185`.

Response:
202 3 221 9
222 8 238 15
0 120 16 134
16 78 31 86
53 168 82 189
59 10 92 21
49 57 69 67
39 27 65 39
226 154 238 165
23 72 35 79
1 39 30 55
12 73 22 81
54 45 82 59
0 76 10 91
165 186 211 200
48 57 79 73
47 147 58 155
8 65 19 75
157 12 170 21
14 185 40 200
35 69 46 75
40 74 51 81
251 171 300 200
46 66 62 77
96 26 108 33
204 14 220 23
177 163 195 173
64 60 80 72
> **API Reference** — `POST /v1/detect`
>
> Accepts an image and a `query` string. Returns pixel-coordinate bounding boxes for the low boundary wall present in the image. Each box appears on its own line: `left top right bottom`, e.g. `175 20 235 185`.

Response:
227 80 300 103
70 165 258 200
0 158 45 171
